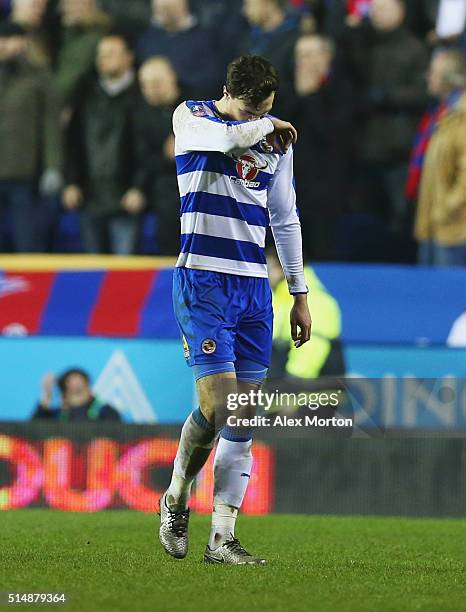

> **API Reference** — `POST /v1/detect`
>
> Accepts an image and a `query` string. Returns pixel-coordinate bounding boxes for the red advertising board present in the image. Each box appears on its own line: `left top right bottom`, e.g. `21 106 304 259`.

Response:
0 433 274 514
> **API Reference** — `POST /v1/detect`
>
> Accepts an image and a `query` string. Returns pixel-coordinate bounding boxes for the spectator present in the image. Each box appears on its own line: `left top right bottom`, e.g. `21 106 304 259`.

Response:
241 0 299 86
9 0 64 251
407 50 466 204
10 0 46 27
405 0 439 43
136 57 181 256
191 0 246 66
0 0 12 19
10 0 49 67
414 50 466 266
348 0 429 237
324 0 439 43
0 21 62 252
54 0 110 106
136 0 222 99
33 369 120 421
99 0 151 36
288 33 354 260
63 34 144 255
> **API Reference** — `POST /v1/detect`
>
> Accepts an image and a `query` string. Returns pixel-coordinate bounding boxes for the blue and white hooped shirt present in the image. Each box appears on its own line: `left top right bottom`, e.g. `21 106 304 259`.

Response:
173 100 307 295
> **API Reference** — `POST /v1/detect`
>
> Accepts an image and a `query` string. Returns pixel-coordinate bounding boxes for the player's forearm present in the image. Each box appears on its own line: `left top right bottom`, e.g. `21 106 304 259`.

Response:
271 223 308 295
185 117 274 154
173 103 274 154
225 117 274 153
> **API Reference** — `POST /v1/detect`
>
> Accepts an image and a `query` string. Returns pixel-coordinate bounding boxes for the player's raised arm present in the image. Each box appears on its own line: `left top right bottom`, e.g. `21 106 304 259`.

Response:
267 147 312 347
173 101 275 154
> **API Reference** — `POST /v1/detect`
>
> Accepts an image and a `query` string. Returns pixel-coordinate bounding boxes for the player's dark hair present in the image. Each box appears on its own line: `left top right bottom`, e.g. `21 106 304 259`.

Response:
57 368 91 394
225 56 279 107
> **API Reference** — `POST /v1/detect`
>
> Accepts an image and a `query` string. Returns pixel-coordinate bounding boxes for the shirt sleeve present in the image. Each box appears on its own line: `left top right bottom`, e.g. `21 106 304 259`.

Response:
267 147 308 295
173 101 274 155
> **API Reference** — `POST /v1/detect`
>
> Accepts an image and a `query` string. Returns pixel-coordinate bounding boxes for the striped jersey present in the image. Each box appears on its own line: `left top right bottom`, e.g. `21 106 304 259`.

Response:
173 100 307 294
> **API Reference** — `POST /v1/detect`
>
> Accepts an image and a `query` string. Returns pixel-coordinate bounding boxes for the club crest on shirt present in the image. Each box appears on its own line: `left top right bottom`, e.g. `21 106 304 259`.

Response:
201 339 217 354
190 104 207 117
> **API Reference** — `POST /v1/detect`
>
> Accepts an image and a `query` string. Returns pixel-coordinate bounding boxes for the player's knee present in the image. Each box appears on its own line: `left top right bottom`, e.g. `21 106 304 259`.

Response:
198 402 216 425
194 365 237 425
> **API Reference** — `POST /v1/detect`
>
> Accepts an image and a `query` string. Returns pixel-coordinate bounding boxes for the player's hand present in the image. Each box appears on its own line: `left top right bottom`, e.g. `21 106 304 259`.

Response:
290 294 312 348
268 117 298 153
62 185 83 210
121 188 146 214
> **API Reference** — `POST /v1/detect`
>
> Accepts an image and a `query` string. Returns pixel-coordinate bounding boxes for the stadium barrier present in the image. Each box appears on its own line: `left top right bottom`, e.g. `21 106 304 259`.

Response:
1 422 464 517
1 256 465 345
2 256 466 424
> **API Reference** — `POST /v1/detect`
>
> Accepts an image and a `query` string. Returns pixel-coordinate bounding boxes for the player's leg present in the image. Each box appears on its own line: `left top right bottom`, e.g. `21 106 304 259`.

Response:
159 368 236 559
159 267 240 558
204 277 273 564
204 368 268 565
165 368 236 511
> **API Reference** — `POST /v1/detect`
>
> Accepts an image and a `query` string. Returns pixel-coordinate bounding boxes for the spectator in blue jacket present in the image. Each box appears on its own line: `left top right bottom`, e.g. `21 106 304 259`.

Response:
241 0 300 85
136 0 222 99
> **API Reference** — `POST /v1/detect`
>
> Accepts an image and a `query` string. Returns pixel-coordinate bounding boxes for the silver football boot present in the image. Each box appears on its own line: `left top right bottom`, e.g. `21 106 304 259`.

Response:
204 535 267 565
158 493 190 559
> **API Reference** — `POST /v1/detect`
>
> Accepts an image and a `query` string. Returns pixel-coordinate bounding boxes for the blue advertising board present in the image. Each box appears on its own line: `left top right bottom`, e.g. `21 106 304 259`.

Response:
1 337 465 427
1 261 465 346
0 337 192 424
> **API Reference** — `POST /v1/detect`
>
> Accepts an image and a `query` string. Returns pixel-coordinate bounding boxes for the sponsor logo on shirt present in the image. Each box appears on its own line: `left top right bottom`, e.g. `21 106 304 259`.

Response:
229 154 268 189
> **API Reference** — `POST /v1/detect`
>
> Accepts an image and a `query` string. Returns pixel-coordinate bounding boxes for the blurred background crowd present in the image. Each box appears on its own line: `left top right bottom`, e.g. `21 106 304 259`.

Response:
0 0 465 264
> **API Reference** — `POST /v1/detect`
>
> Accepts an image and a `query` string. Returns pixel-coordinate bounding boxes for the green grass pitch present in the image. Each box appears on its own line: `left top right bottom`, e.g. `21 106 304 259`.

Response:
0 511 464 612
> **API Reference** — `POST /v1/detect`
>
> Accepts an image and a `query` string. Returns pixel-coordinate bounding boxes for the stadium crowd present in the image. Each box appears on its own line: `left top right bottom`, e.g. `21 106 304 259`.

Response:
0 0 465 264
